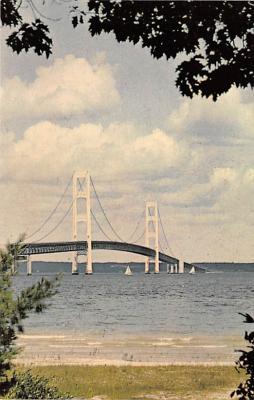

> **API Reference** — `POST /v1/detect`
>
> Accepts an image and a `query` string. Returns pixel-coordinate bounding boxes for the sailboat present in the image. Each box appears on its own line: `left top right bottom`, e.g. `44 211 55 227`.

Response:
189 266 196 274
124 265 133 276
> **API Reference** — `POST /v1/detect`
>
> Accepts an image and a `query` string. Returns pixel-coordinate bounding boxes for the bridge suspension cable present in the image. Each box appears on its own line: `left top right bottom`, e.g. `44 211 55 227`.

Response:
31 200 74 243
126 210 145 242
25 174 73 241
91 177 149 245
158 207 175 257
158 238 165 253
91 210 115 241
133 228 146 244
90 177 126 242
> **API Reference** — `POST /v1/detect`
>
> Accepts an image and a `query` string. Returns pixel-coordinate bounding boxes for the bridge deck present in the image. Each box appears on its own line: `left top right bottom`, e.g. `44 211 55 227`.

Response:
21 241 178 264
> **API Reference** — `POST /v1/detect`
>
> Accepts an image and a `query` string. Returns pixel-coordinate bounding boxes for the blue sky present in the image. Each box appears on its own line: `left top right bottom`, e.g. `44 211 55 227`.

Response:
1 8 254 263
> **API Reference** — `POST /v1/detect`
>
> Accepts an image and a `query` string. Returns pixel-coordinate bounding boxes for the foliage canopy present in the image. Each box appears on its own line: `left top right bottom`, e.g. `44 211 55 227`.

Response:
1 0 254 100
88 1 254 100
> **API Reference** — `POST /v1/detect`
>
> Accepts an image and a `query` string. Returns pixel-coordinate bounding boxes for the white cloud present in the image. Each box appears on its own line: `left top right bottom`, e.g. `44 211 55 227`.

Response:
1 90 253 261
210 167 237 186
1 55 120 121
158 167 238 209
244 168 254 184
1 121 187 182
1 121 252 229
168 88 254 140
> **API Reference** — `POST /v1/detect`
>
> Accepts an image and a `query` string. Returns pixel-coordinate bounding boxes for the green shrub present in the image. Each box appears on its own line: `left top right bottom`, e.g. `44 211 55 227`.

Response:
231 314 254 399
0 237 60 394
6 370 71 399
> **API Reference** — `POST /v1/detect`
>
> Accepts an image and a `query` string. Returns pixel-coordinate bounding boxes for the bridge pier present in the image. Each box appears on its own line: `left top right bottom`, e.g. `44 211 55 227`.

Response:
168 263 178 273
145 259 150 274
27 256 32 275
12 258 17 274
179 260 184 274
154 258 160 274
85 261 93 275
72 254 79 275
85 232 93 274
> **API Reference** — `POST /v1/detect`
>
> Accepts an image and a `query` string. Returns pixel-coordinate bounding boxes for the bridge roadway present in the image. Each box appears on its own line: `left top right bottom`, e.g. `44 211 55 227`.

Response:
21 241 178 265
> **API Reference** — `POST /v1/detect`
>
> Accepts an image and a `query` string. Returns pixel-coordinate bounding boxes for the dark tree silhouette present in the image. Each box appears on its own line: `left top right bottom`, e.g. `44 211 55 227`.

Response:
1 1 254 100
88 1 254 100
239 313 254 324
231 314 254 400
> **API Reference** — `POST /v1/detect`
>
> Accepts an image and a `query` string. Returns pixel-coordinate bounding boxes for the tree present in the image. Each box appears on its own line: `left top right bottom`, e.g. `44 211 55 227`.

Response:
0 237 60 396
231 313 254 400
1 1 253 100
88 1 254 100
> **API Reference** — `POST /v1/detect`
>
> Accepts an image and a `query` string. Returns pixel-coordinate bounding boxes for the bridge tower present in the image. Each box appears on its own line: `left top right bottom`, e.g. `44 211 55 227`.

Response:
72 171 93 275
145 201 159 274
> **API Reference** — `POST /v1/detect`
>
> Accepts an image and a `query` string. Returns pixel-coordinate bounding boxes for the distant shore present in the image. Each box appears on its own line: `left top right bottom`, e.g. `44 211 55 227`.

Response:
17 260 254 274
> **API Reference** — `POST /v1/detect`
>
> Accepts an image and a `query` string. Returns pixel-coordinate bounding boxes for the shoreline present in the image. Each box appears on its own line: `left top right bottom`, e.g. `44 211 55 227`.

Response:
16 360 235 367
16 331 244 366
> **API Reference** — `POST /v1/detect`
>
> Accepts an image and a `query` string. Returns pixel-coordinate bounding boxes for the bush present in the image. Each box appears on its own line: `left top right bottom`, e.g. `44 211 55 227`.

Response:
6 370 71 399
231 314 254 400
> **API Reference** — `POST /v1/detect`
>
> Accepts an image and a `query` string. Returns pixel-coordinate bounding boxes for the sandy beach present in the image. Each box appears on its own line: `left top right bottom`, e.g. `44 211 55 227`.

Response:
13 333 244 399
16 332 244 366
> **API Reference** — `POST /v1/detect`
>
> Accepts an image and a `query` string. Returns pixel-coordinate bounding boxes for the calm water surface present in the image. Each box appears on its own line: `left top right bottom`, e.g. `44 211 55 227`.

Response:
13 270 254 337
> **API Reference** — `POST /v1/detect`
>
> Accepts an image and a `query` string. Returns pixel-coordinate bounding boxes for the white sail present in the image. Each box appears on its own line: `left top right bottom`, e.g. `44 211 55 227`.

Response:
124 265 133 276
189 266 196 274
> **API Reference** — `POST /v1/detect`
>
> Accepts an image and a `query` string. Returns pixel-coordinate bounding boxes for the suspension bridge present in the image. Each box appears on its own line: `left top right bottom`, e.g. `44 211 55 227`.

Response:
19 171 188 275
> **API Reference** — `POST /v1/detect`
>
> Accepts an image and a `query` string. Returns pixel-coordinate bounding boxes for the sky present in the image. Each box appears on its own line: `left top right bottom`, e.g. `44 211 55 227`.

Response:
1 5 254 263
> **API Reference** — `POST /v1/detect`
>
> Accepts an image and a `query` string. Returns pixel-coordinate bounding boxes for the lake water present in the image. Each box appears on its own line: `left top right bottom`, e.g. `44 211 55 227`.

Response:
13 269 254 337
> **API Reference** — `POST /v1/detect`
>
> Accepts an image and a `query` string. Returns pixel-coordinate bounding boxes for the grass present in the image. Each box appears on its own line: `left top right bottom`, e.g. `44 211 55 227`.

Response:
15 365 242 399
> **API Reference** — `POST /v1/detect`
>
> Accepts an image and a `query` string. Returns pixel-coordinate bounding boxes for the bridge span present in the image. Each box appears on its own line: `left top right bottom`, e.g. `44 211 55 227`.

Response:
18 172 188 275
21 241 179 265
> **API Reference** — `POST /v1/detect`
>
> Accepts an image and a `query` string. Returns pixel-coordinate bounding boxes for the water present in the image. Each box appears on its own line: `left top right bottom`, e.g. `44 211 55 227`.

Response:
13 268 254 337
